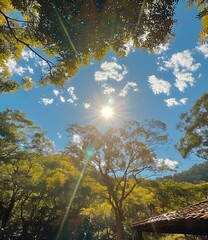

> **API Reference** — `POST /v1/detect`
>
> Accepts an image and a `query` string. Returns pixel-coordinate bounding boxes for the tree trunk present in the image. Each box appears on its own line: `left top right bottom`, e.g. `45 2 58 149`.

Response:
115 209 124 240
1 195 15 229
0 195 15 239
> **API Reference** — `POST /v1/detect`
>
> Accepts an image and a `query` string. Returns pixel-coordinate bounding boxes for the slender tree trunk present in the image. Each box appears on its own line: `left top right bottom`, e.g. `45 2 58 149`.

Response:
0 195 15 239
115 208 124 240
1 195 15 229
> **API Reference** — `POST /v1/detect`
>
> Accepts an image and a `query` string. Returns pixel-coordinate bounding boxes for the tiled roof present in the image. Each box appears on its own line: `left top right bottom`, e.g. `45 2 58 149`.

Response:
132 200 208 231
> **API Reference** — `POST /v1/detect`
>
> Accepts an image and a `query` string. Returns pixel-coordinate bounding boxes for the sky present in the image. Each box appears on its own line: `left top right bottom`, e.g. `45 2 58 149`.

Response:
1 1 208 174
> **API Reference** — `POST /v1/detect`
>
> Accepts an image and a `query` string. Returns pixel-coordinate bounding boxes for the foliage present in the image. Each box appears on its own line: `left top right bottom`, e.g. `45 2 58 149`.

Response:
65 119 168 239
186 0 208 41
0 0 179 91
177 92 208 161
0 108 208 239
166 161 208 183
0 109 54 162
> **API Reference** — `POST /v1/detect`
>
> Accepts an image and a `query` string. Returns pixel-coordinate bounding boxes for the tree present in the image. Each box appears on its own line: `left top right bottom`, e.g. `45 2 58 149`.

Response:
0 109 54 162
177 92 208 161
0 153 90 240
186 0 208 41
0 0 179 92
65 120 168 240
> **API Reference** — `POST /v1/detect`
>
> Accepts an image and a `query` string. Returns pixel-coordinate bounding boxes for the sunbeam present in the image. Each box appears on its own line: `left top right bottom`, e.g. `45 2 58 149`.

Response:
55 147 95 240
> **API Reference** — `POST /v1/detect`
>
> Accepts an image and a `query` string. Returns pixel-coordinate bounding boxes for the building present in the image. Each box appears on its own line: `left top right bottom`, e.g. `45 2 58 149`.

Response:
131 200 208 239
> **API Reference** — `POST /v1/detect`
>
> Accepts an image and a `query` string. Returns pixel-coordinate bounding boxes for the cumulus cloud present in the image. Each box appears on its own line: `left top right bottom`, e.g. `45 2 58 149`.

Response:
119 82 138 97
67 86 78 103
60 96 66 103
21 49 36 61
164 97 188 107
164 50 200 92
83 102 91 109
94 61 128 82
102 83 116 95
40 98 54 106
5 58 25 76
196 43 208 58
155 158 179 170
27 66 34 74
179 98 188 105
53 89 60 96
37 60 49 73
148 75 171 95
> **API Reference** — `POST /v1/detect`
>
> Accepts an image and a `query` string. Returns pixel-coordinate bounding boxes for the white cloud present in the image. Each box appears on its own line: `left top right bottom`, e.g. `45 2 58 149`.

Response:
27 66 34 74
94 61 128 82
53 89 60 96
21 49 36 61
164 50 200 71
5 58 25 76
163 50 200 92
67 99 74 103
164 97 188 107
180 98 188 105
174 72 194 92
196 43 208 58
148 75 171 95
37 60 48 73
57 132 62 139
40 98 54 106
119 82 138 97
102 83 115 95
164 98 179 107
60 96 66 103
83 102 91 109
67 86 78 103
155 158 179 170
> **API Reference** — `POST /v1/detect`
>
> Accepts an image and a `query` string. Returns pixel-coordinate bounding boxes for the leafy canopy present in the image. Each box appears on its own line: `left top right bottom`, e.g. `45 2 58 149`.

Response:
177 92 208 161
0 0 179 92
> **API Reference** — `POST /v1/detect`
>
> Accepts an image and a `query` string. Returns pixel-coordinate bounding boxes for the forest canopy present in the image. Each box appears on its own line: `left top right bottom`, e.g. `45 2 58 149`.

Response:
0 0 180 92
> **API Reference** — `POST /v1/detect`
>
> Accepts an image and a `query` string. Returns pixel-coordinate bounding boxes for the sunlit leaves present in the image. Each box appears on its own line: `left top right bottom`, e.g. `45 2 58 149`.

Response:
177 92 208 160
1 0 179 92
22 76 33 91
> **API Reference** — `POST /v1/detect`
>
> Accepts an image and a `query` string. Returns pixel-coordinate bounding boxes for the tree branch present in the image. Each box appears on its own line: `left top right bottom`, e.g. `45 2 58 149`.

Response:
7 15 39 24
0 10 54 72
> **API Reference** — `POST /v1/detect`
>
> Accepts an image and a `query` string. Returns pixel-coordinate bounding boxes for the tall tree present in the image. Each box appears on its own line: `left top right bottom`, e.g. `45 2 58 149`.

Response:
65 120 168 240
177 92 208 161
0 0 179 92
0 109 54 162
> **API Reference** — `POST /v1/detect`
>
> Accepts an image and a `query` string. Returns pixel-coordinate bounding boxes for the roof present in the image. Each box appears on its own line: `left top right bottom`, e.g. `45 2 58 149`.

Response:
132 200 208 235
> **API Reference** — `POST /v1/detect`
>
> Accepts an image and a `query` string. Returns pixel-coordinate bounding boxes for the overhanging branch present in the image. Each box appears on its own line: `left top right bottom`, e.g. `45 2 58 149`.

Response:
0 10 54 72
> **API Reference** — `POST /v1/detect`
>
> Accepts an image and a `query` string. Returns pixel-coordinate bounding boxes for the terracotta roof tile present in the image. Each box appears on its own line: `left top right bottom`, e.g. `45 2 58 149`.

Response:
132 199 208 227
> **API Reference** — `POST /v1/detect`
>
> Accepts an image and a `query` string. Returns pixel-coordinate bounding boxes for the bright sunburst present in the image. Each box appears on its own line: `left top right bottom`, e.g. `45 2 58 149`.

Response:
101 106 114 119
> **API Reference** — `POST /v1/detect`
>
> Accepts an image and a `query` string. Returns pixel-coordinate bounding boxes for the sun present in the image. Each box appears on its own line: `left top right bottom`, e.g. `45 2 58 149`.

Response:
101 106 114 119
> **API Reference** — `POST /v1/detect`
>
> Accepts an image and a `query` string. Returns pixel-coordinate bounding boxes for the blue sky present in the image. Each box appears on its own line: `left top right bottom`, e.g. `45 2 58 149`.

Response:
1 2 208 173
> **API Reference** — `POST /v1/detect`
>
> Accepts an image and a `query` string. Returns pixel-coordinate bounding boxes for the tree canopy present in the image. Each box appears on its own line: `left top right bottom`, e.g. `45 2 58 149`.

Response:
0 109 54 162
65 120 168 239
177 92 208 161
0 0 179 92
